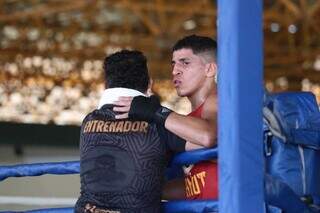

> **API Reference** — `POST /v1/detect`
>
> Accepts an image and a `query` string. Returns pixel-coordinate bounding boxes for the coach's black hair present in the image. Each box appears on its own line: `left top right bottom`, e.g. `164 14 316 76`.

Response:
103 50 150 93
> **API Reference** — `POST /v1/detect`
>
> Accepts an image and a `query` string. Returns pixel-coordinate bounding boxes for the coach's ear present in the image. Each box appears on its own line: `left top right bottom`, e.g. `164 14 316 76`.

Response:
205 62 217 78
146 78 154 96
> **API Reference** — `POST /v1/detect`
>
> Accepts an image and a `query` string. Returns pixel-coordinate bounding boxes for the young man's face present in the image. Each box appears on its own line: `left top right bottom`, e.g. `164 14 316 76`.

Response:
171 48 207 97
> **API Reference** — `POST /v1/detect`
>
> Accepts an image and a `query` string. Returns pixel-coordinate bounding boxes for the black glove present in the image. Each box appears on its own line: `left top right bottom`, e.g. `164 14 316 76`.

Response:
129 95 172 125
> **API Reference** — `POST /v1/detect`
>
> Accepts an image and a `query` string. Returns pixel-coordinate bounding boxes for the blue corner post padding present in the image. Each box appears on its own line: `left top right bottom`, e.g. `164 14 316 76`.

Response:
217 0 264 212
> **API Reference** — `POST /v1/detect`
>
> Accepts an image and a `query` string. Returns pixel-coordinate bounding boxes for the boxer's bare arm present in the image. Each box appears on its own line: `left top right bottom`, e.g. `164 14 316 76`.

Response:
114 94 217 150
165 94 217 150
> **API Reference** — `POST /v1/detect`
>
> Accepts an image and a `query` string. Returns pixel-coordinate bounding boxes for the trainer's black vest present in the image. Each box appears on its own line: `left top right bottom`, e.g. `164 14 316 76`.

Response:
75 105 184 213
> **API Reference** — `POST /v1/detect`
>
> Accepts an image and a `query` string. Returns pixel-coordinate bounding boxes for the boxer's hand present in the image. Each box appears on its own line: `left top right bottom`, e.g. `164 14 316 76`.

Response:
113 96 133 119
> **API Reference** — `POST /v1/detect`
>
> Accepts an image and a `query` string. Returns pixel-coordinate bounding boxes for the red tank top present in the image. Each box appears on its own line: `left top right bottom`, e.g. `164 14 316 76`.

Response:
188 103 204 118
184 103 218 200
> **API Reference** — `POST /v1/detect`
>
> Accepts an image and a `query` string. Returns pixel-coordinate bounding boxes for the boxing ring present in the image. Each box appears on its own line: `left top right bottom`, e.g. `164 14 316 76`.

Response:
0 149 219 212
0 0 263 212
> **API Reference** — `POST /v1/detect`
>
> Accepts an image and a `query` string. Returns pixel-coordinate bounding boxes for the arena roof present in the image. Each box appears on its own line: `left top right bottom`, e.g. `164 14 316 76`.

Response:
0 0 319 89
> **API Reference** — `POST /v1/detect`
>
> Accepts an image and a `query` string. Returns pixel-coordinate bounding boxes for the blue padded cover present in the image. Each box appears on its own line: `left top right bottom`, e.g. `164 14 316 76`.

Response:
264 174 311 213
271 92 320 149
265 92 320 198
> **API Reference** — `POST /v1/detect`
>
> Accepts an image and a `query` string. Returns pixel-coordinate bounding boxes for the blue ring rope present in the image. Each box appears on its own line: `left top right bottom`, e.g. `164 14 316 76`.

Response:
0 149 217 181
171 148 217 165
0 161 80 181
1 207 74 213
0 149 218 212
0 200 218 213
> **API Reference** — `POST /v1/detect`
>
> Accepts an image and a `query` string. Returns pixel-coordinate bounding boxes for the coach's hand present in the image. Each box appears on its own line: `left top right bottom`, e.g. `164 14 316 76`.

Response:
113 95 172 125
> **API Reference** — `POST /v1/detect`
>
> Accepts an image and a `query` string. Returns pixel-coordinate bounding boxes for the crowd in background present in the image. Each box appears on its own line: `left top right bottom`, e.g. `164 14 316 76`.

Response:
0 55 319 126
0 55 189 125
